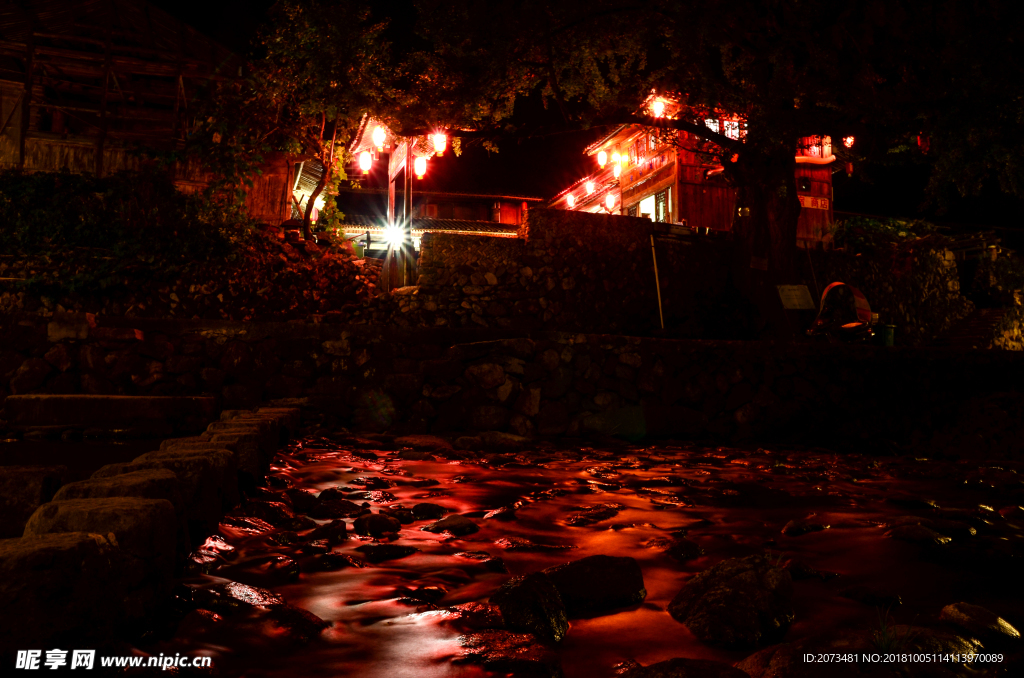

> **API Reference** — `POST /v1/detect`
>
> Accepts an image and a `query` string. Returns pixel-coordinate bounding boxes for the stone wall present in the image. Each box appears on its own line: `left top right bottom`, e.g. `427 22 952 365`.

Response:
2 314 1023 452
350 208 745 337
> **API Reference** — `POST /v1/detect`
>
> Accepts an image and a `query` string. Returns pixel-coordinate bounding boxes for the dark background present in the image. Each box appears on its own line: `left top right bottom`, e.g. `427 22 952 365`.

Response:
151 0 1024 239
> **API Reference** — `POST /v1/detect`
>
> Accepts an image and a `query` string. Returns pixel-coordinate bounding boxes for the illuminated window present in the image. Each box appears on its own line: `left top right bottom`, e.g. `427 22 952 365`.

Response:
723 120 740 140
705 118 719 134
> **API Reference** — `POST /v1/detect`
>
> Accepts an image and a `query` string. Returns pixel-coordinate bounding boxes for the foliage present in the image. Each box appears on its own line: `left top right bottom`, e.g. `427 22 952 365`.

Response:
872 607 919 653
976 254 1024 295
400 0 1024 280
0 169 255 300
0 168 252 261
189 0 396 238
829 215 942 253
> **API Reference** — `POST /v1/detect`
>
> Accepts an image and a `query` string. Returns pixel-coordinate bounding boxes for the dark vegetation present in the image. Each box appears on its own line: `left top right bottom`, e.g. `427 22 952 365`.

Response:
0 170 376 321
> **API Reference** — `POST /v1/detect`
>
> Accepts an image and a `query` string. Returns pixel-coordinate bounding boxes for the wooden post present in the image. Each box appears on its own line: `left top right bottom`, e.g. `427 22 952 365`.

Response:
96 2 113 177
403 144 414 286
19 35 33 169
650 234 665 330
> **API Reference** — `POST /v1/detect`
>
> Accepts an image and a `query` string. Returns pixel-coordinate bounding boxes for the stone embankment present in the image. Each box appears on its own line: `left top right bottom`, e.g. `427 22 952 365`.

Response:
4 314 1024 455
0 406 299 654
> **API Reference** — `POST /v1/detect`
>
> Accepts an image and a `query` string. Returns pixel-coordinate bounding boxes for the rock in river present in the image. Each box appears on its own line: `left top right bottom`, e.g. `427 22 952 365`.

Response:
489 572 568 643
543 555 646 617
623 658 750 678
940 602 1021 644
668 554 793 649
424 514 479 536
457 630 562 678
355 544 419 563
353 512 402 538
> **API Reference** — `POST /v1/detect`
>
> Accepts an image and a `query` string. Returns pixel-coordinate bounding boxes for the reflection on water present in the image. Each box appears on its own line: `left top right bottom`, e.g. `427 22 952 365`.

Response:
152 438 1024 677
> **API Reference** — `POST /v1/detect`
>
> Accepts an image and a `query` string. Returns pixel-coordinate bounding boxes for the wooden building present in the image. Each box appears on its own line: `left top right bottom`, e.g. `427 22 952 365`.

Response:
0 0 292 225
549 101 835 247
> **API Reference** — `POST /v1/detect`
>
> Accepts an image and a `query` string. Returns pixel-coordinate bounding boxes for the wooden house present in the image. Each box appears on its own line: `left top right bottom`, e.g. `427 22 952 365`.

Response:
549 100 835 247
0 0 292 225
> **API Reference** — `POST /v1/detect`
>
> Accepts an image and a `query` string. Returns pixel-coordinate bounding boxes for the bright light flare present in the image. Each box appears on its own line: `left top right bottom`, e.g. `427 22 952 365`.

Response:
359 151 372 174
384 225 405 247
414 156 427 179
372 126 386 152
566 194 576 208
611 152 620 164
605 194 615 210
585 181 595 194
843 136 855 148
651 99 666 118
432 133 447 156
597 150 607 168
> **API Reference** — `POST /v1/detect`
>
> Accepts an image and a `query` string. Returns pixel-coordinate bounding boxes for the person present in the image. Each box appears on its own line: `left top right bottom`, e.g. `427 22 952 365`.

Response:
807 282 874 343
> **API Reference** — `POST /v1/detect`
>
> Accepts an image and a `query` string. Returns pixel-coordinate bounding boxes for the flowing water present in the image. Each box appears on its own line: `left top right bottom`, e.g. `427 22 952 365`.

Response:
149 436 1024 676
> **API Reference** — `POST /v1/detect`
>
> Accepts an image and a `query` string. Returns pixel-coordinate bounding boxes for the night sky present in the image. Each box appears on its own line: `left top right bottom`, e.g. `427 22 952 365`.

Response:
151 0 1024 239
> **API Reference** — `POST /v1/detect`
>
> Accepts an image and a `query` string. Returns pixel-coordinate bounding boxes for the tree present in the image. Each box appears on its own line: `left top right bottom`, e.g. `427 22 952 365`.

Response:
404 0 1024 283
195 0 398 240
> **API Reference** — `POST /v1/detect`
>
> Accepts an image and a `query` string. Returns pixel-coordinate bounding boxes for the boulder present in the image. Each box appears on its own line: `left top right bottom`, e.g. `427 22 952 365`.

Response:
0 465 67 538
668 555 793 649
394 434 454 451
940 602 1021 644
309 488 363 519
489 572 568 643
457 630 562 678
543 555 646 617
424 514 479 537
413 503 450 520
354 544 418 563
353 512 402 538
480 431 532 451
0 533 126 653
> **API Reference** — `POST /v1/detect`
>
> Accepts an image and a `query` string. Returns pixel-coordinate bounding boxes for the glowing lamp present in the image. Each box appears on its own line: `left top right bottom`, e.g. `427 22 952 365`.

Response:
433 133 447 156
597 150 607 168
384 224 404 247
605 194 615 210
414 155 427 179
359 151 372 174
566 194 576 208
652 99 666 118
613 164 622 178
611 152 620 164
843 136 855 148
585 181 595 195
372 126 386 152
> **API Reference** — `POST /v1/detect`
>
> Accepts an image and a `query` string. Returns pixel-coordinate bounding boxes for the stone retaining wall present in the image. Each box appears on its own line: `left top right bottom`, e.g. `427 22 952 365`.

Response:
3 314 1023 453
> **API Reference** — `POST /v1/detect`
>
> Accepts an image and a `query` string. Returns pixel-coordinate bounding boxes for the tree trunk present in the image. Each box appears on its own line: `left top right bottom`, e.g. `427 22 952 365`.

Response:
730 143 803 338
302 161 330 241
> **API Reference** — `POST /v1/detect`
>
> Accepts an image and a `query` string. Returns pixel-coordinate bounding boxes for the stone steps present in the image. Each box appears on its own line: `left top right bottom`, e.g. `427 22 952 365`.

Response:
0 404 301 653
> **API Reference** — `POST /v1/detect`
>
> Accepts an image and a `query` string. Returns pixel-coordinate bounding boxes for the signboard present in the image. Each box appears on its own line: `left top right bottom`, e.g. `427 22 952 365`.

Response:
388 140 407 181
777 285 817 310
798 195 830 210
